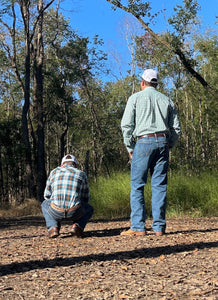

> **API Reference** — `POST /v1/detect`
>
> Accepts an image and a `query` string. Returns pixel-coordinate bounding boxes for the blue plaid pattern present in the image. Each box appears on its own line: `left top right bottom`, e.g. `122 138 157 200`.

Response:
44 165 90 209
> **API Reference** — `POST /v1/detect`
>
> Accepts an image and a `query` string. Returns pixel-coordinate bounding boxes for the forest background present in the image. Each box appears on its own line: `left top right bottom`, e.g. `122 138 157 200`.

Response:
0 0 217 218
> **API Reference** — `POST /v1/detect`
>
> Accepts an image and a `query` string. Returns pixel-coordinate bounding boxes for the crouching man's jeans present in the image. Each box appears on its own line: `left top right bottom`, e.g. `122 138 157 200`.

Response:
130 136 169 233
41 200 94 231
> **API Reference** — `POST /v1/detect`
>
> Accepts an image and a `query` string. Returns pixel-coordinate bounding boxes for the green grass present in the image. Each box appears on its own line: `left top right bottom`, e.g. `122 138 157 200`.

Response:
90 170 218 219
89 172 131 219
167 171 218 217
1 171 217 219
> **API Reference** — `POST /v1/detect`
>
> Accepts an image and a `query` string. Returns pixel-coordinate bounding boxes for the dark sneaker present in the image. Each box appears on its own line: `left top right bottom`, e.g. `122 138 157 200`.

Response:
120 228 146 236
71 223 83 238
48 227 59 238
57 221 61 232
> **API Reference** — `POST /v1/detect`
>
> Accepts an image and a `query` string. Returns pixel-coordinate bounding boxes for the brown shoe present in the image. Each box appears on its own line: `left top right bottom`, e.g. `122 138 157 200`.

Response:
71 223 83 238
48 227 59 238
120 228 146 236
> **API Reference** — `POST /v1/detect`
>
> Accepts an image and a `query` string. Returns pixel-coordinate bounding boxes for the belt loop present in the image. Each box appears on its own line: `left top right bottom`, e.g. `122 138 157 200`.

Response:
64 210 67 218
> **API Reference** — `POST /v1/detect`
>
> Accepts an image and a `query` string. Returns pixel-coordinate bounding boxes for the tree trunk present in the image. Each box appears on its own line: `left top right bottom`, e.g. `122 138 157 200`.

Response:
60 124 69 159
85 150 90 177
20 1 36 198
0 147 5 204
33 0 46 202
198 98 206 163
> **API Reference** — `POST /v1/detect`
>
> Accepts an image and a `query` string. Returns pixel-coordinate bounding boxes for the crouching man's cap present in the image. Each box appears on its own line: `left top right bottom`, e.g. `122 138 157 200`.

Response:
61 154 78 165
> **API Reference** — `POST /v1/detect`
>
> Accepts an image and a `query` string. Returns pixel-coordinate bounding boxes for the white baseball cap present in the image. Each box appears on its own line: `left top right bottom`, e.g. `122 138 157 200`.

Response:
61 154 78 165
141 69 158 83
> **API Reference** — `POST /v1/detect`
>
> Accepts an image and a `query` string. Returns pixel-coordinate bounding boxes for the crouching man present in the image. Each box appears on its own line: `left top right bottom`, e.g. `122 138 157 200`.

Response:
41 154 93 238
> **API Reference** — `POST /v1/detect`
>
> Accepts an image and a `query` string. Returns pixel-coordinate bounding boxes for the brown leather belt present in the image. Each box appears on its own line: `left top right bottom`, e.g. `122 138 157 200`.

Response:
138 133 166 140
51 202 81 212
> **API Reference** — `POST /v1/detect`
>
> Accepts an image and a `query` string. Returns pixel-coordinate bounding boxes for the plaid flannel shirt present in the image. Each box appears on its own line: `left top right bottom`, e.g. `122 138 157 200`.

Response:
44 164 90 208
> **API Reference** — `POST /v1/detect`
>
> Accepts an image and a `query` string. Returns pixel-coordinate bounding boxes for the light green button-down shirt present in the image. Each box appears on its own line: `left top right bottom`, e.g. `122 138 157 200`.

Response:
121 87 181 152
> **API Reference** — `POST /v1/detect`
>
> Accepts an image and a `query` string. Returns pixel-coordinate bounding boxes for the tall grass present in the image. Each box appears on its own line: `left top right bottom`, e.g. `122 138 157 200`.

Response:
1 171 217 219
89 172 131 219
90 171 218 219
167 171 218 217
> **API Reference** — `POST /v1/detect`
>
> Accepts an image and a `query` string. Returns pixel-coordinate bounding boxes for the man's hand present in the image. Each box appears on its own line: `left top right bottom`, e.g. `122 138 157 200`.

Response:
129 152 133 160
127 152 133 166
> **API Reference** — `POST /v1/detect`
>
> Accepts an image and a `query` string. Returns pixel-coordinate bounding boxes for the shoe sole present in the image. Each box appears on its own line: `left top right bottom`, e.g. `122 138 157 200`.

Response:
120 231 146 236
49 233 59 238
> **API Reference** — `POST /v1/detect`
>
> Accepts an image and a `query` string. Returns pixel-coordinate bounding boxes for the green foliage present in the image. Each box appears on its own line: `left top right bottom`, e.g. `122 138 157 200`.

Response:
168 0 200 38
167 171 218 217
90 171 218 219
127 1 151 18
89 172 131 219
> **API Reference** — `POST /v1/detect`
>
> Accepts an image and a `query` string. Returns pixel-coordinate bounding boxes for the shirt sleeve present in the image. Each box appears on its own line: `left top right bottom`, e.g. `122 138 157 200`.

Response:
121 95 136 152
44 174 52 200
168 100 181 149
80 173 90 203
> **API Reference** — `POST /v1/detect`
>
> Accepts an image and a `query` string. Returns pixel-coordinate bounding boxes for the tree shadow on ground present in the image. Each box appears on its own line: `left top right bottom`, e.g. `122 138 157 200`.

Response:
0 216 129 229
82 227 218 238
1 227 217 241
61 227 218 238
0 216 45 229
0 240 217 276
0 216 217 239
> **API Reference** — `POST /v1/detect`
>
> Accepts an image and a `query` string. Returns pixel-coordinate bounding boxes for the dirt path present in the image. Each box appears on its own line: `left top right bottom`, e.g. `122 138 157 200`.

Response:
0 216 217 300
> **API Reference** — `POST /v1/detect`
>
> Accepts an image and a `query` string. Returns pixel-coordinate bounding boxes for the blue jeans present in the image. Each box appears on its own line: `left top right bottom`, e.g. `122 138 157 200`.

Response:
130 136 169 233
41 200 94 231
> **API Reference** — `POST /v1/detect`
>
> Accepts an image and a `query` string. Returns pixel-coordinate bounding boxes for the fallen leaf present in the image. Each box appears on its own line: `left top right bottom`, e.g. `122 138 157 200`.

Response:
150 259 157 264
159 254 165 261
196 272 206 275
94 288 102 292
119 294 130 299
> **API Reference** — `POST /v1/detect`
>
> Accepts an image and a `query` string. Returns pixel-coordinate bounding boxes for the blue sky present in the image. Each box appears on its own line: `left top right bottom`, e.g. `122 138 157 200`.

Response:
60 0 217 80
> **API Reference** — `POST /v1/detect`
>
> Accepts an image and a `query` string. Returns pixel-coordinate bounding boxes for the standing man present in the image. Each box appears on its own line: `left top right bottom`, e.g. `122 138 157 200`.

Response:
121 69 181 236
41 154 93 238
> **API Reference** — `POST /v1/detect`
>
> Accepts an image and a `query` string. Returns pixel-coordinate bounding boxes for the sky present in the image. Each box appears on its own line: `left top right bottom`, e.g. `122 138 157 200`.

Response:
60 0 217 81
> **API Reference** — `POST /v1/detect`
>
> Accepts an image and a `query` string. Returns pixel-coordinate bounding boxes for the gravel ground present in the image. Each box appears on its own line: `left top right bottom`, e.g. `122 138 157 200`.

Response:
0 216 217 300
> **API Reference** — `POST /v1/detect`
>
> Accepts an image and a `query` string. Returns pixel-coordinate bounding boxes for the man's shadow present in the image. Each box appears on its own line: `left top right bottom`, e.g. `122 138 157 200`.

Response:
61 226 218 238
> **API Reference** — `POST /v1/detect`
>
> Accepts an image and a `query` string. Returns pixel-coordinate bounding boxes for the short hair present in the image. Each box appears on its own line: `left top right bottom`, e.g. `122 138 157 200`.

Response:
65 155 72 160
143 79 158 88
62 156 77 167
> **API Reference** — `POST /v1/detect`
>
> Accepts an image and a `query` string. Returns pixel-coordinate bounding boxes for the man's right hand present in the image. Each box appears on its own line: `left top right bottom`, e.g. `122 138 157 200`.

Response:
129 152 133 160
